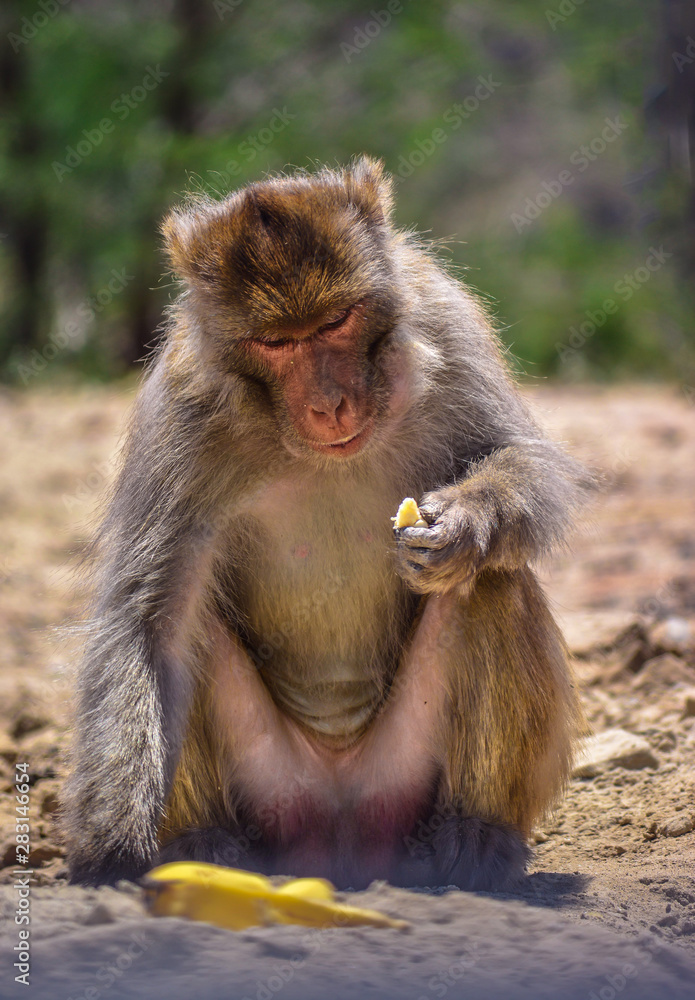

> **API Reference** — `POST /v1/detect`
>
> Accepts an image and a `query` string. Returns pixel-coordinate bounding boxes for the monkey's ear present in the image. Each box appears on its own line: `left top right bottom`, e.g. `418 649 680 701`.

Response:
160 204 232 284
344 156 394 225
161 207 203 282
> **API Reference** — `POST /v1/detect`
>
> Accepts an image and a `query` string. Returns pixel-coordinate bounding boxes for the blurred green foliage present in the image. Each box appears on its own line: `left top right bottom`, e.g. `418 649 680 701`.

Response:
0 0 693 383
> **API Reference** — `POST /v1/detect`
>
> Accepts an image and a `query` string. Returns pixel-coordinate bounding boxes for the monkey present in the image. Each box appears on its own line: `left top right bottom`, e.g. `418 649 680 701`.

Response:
63 156 590 891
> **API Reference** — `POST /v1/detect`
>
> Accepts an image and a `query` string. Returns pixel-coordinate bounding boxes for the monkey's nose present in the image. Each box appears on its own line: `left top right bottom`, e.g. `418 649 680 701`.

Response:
307 396 358 440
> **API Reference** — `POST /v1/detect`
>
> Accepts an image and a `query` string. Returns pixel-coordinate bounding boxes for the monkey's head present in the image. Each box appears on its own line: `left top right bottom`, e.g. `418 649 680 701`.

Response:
162 157 413 461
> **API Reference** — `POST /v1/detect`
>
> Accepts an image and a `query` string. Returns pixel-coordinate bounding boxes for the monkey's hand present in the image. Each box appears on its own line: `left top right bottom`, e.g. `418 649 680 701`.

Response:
393 487 488 597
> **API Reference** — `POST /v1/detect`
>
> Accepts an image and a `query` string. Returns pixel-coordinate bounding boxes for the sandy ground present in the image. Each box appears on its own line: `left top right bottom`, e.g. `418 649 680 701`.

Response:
0 382 694 1000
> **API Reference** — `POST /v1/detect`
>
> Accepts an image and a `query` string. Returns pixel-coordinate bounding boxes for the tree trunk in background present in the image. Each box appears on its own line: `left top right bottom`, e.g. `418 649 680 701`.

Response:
659 0 695 275
0 35 48 365
121 0 212 368
123 236 163 368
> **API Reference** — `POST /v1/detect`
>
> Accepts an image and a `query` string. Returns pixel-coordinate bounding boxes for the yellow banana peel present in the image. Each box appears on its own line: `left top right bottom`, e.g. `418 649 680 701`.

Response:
274 877 334 902
143 861 408 932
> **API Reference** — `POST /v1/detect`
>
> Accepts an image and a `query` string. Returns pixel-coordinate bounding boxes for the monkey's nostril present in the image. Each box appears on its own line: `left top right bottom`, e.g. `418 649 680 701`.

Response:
309 405 338 428
310 396 346 424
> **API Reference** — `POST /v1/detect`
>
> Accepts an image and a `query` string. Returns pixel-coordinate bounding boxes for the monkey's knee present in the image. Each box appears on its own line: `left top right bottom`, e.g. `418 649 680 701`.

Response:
157 826 267 872
394 815 530 892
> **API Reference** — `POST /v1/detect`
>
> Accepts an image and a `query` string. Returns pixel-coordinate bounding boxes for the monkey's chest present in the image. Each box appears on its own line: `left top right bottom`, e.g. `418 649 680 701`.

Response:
232 480 414 740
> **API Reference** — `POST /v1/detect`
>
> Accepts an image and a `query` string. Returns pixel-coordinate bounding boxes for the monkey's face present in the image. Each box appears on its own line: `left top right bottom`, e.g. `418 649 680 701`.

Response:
162 159 407 461
237 299 397 459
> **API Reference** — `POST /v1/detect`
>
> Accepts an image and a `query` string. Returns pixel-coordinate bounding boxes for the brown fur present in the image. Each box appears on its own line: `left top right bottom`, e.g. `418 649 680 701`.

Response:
437 568 580 834
63 157 590 889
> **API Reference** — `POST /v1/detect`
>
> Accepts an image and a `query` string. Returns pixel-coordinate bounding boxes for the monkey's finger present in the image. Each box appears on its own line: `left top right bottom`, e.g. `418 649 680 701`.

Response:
394 550 426 575
402 546 469 577
397 553 477 596
396 525 448 550
398 551 431 572
416 502 445 523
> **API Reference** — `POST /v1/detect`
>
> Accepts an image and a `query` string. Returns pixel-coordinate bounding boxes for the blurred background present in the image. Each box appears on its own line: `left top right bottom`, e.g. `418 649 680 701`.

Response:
1 0 694 384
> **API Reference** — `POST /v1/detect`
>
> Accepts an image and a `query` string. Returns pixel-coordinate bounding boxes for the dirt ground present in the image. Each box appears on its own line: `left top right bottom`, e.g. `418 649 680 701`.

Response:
0 381 694 1000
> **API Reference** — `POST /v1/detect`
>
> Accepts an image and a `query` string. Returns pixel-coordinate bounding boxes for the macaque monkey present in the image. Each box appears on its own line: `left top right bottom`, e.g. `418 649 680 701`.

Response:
64 157 589 890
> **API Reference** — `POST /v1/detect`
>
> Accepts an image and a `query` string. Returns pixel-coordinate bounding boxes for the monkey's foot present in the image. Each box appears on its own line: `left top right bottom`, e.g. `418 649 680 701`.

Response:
68 847 153 887
157 826 267 872
394 816 531 892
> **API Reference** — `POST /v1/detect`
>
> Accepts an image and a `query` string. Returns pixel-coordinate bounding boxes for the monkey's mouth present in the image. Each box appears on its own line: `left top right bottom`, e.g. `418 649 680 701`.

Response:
308 421 374 458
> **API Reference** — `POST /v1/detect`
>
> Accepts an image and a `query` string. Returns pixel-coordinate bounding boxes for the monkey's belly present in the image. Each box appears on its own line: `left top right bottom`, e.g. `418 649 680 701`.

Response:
238 565 408 740
232 473 416 739
238 569 410 740
259 661 384 739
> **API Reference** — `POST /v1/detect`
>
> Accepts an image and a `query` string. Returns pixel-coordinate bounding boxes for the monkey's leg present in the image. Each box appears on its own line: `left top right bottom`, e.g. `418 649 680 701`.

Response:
428 567 578 890
167 619 339 877
344 593 452 886
358 567 579 891
169 613 463 885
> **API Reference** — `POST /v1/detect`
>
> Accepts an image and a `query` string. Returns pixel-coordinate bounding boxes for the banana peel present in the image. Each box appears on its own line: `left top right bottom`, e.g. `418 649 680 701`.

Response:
143 861 408 932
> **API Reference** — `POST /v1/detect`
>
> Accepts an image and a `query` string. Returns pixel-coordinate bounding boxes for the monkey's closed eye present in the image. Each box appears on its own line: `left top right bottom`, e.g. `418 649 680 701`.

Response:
249 336 294 349
317 307 352 333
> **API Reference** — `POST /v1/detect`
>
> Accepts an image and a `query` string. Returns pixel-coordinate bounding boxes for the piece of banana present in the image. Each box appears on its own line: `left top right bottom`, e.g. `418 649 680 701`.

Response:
392 497 427 529
143 861 408 931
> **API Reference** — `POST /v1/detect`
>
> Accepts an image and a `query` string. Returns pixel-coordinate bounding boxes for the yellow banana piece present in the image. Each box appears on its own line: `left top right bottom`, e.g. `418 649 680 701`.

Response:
392 497 427 529
143 861 408 931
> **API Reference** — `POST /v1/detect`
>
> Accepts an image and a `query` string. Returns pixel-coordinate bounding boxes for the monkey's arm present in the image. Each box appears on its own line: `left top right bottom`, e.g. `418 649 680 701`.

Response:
396 393 594 596
64 371 225 884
